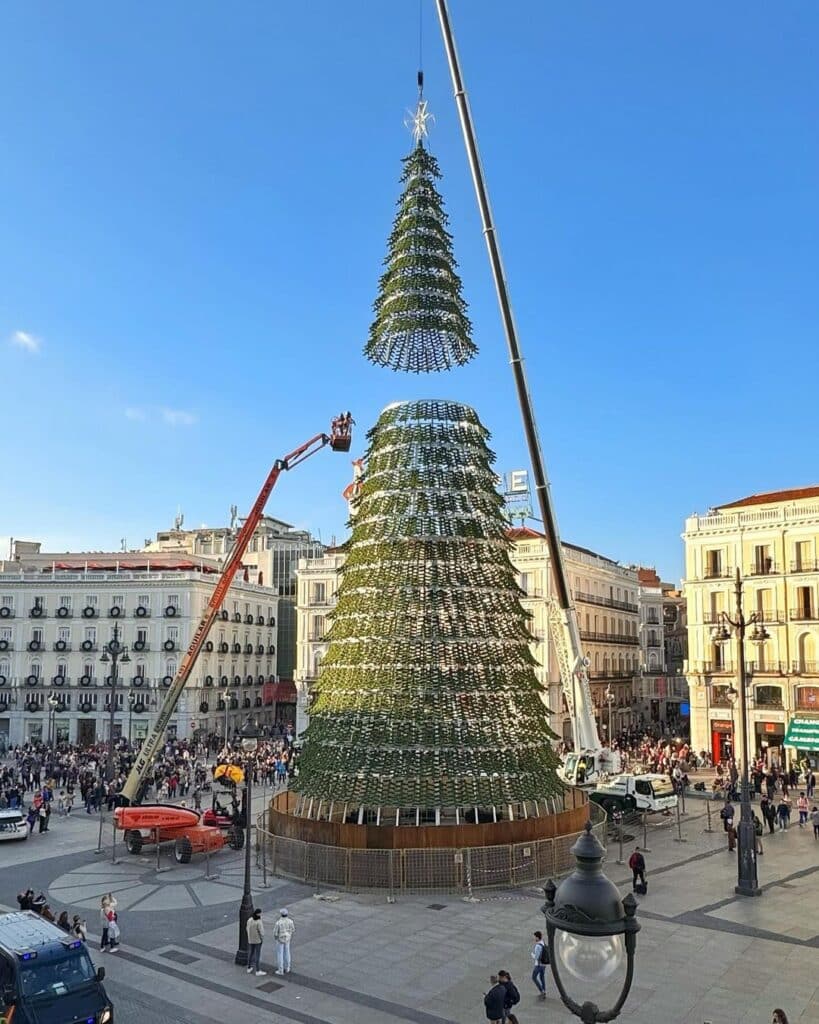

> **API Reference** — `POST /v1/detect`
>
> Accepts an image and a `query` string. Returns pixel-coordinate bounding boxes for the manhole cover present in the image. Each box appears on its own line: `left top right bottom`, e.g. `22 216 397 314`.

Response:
256 981 284 993
427 903 446 911
161 950 199 965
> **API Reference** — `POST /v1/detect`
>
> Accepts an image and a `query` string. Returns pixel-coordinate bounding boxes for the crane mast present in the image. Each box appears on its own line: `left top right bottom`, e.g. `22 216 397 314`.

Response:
435 0 603 766
120 417 353 805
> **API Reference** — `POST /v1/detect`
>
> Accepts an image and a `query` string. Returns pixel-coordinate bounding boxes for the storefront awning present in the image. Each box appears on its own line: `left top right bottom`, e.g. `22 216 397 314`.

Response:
784 718 819 749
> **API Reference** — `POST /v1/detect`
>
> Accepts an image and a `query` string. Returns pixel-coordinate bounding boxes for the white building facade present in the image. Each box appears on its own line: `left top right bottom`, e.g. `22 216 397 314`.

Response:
0 545 280 747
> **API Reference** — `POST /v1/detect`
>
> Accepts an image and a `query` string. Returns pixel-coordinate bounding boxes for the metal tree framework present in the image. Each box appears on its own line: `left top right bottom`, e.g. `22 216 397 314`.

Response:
364 135 476 374
291 399 563 825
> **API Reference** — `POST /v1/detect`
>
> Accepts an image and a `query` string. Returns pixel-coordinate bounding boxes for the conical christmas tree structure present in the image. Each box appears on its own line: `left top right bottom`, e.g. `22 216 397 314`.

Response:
364 135 476 374
292 399 563 819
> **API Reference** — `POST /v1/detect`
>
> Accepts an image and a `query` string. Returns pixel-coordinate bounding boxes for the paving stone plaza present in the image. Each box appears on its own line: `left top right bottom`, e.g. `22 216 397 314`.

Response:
4 792 819 1024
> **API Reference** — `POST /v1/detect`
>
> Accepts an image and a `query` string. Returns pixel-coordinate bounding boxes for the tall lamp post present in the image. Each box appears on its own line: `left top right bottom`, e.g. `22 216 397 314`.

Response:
234 717 261 966
543 822 640 1024
127 691 137 747
47 692 61 748
100 624 130 783
711 568 769 897
605 686 615 744
221 689 232 748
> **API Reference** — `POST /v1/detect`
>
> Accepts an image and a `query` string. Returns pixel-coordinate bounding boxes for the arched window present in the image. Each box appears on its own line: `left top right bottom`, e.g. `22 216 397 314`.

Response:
798 633 816 673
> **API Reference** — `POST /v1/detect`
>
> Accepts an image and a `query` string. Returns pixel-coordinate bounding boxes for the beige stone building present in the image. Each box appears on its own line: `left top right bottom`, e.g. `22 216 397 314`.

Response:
294 549 345 735
683 486 819 766
294 530 641 745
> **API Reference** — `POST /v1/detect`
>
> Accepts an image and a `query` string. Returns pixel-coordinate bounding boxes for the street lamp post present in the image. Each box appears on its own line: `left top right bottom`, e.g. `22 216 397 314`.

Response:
234 717 261 966
127 691 137 747
605 686 615 743
221 690 231 748
100 623 130 783
47 692 60 749
711 568 769 898
543 822 640 1024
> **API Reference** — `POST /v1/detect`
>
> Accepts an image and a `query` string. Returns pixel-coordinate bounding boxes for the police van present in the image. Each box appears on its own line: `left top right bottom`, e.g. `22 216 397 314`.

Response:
0 912 112 1024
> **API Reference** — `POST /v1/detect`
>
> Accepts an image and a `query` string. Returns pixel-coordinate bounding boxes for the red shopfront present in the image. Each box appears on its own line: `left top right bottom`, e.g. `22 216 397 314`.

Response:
711 720 734 763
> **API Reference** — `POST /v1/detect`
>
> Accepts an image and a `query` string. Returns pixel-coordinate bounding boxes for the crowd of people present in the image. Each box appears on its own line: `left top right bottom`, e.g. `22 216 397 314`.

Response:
0 719 300 846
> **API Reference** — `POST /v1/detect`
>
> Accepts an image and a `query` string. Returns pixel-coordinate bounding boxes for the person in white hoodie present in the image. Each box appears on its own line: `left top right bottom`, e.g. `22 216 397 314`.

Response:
272 908 295 976
246 909 266 976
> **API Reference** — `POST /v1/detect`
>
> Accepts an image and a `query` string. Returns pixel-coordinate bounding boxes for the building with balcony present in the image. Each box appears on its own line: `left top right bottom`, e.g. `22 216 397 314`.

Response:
146 514 325 707
294 549 345 735
511 531 640 744
0 540 281 747
683 486 819 766
632 568 689 727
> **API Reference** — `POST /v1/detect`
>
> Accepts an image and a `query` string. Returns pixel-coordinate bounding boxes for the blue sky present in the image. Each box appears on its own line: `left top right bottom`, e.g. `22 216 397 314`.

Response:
2 2 817 582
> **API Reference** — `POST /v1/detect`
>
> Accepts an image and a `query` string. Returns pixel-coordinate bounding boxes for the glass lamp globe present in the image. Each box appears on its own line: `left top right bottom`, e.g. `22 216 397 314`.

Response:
556 930 625 984
242 735 258 753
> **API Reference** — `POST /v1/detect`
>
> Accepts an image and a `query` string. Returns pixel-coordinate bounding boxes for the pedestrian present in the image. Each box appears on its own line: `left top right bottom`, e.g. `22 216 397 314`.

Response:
72 916 88 942
807 770 816 800
530 930 548 1000
727 822 737 852
272 908 295 976
753 813 764 855
246 909 266 977
99 897 111 952
777 795 791 830
772 1010 790 1024
484 975 507 1024
628 847 646 891
498 970 521 1024
57 911 71 932
810 806 819 839
797 792 809 827
720 799 735 833
37 803 48 833
106 907 120 953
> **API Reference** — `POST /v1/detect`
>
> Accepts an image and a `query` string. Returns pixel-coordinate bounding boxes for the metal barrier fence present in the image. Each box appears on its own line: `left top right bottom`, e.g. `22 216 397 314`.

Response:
256 805 607 894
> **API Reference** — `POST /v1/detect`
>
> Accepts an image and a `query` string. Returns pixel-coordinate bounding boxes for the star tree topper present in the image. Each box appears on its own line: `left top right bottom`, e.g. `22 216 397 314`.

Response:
405 98 435 143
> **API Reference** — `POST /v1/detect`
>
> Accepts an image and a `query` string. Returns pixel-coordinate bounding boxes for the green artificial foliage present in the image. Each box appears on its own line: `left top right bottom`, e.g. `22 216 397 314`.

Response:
364 142 477 373
292 399 563 814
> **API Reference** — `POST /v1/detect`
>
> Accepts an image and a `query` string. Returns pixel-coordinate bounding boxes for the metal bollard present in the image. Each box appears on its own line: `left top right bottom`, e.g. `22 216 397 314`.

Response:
640 809 651 853
703 799 713 833
673 797 687 843
95 805 105 855
615 811 624 863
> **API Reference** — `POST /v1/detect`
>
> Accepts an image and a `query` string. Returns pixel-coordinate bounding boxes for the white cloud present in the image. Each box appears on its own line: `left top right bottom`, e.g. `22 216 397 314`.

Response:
124 407 146 421
9 330 41 353
160 408 197 427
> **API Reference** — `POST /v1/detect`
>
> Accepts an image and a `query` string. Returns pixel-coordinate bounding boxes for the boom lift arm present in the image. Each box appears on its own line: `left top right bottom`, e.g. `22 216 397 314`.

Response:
120 417 353 805
436 0 602 759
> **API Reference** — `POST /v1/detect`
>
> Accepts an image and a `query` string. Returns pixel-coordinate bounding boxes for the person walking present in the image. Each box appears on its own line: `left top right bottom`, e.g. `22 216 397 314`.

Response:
772 1010 790 1024
753 813 764 855
720 799 735 833
498 971 521 1024
810 806 819 839
727 822 737 852
797 792 809 827
530 931 548 1000
777 795 791 830
484 976 507 1024
761 796 776 835
807 770 816 800
246 909 266 976
272 908 295 976
99 897 111 952
629 847 646 891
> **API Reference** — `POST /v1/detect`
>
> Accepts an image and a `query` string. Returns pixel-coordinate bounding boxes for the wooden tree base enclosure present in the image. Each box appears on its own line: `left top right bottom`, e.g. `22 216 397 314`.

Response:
261 790 601 893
